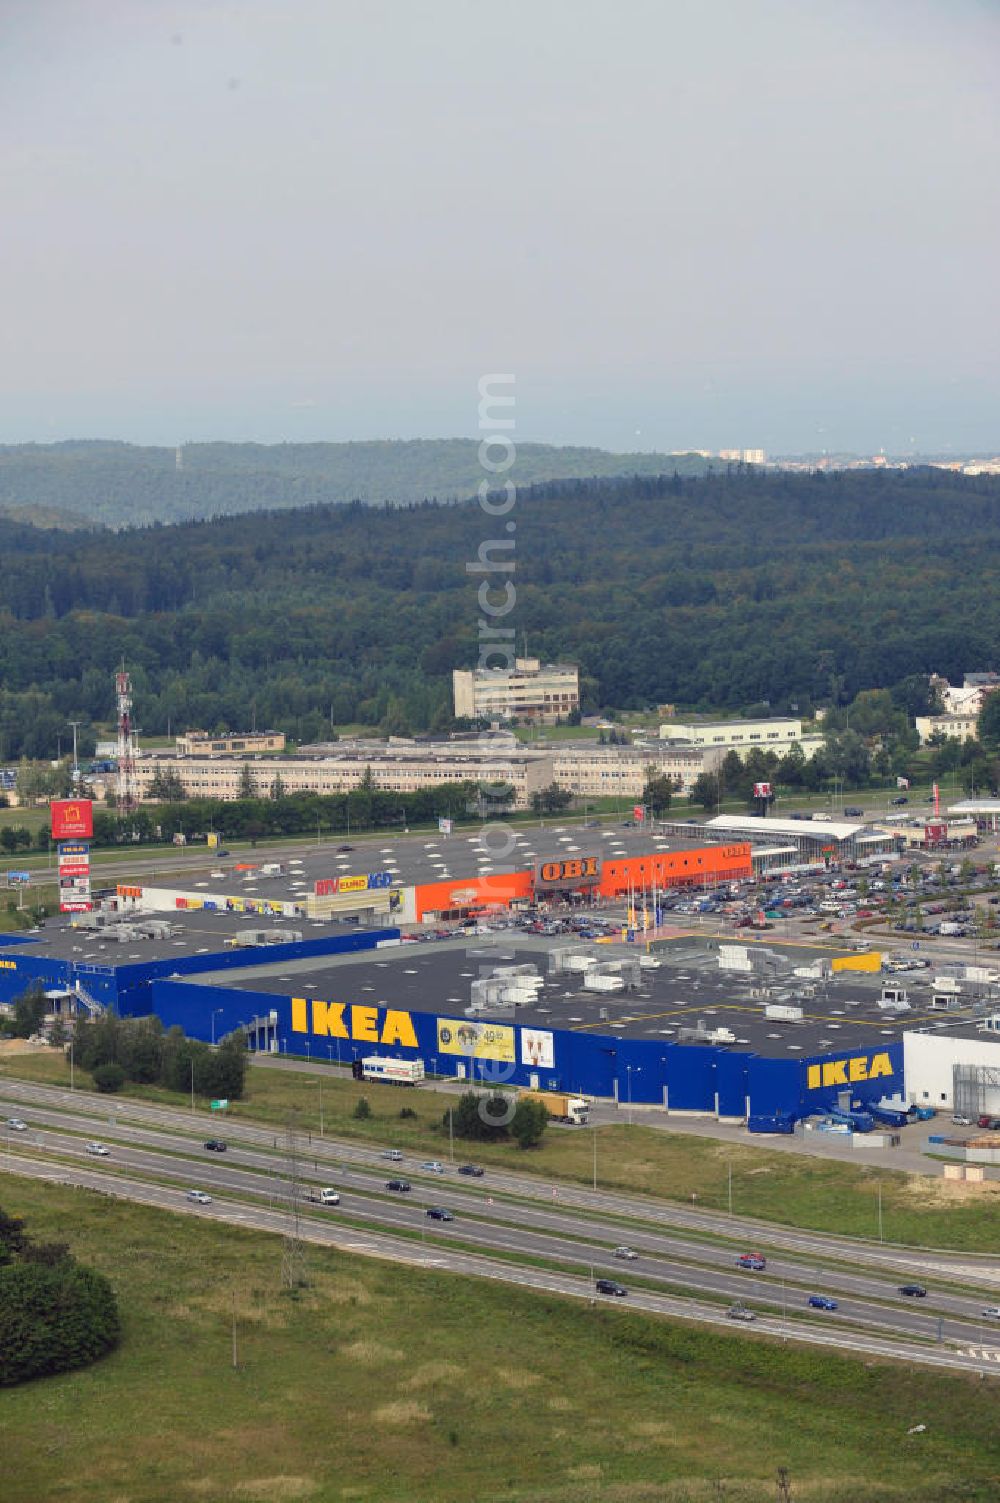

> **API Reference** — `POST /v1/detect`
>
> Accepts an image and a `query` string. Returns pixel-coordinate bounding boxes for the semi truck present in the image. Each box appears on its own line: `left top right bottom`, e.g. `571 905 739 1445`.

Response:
361 1056 425 1086
519 1089 590 1125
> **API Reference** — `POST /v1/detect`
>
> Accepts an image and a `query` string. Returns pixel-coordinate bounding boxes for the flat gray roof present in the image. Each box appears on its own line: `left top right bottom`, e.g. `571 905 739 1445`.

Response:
0 910 363 966
205 937 938 1058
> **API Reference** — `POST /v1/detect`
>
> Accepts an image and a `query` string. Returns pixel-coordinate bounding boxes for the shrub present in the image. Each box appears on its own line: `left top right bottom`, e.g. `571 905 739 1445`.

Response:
0 1261 120 1385
92 1063 126 1094
398 1106 417 1119
352 1096 372 1120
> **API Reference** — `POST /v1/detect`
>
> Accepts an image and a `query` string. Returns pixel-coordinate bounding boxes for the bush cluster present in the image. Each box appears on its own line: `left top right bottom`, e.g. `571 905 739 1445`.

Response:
74 1012 248 1101
0 1209 120 1386
447 1091 548 1150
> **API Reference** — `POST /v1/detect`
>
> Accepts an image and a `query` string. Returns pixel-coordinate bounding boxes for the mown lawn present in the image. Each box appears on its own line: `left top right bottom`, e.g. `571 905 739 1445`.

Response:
4 1049 1000 1253
2 1177 998 1503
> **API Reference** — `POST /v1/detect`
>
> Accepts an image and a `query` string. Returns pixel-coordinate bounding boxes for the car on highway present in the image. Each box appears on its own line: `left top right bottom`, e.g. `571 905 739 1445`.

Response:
425 1207 454 1221
898 1284 927 1298
736 1253 766 1271
85 1141 110 1156
807 1294 839 1311
204 1139 227 1152
5 1118 27 1132
380 1148 404 1161
982 1306 1000 1319
613 1245 639 1260
727 1303 756 1321
457 1164 484 1177
186 1190 213 1204
595 1278 628 1297
420 1160 445 1174
385 1179 411 1192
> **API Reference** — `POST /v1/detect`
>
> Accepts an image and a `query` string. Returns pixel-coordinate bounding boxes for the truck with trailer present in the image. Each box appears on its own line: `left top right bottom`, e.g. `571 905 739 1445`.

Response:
361 1057 425 1086
519 1089 589 1125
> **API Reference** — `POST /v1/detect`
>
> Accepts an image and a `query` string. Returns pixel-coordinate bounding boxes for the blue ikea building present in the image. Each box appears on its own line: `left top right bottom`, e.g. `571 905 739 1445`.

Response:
0 921 906 1126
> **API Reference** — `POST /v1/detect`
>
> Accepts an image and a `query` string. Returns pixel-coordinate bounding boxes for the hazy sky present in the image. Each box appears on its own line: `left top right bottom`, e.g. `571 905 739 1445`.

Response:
2 0 998 453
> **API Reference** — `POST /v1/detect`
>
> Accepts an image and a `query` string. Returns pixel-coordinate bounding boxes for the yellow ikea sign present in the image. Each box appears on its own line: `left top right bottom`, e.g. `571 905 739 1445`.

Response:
291 997 418 1049
0 960 16 971
806 1052 893 1091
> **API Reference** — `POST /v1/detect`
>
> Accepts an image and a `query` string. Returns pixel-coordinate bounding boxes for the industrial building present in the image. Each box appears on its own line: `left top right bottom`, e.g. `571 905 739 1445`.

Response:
658 717 824 760
174 730 286 756
106 826 753 925
132 734 724 807
452 657 579 723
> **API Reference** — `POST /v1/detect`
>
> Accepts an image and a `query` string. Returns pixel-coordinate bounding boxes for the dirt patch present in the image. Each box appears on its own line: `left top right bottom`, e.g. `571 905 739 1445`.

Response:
371 1400 431 1426
495 1366 542 1389
401 1360 463 1389
235 1478 317 1500
547 1395 573 1411
341 1339 404 1363
897 1175 1000 1207
0 1039 46 1056
566 1463 603 1480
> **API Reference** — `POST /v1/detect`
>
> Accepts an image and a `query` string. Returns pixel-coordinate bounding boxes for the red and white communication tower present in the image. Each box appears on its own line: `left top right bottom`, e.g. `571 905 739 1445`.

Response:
115 667 139 816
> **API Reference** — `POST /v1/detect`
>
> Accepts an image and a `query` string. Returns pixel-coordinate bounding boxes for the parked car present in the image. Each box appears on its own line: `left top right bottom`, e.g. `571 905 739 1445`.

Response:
5 1118 27 1132
807 1294 839 1311
426 1207 454 1221
898 1284 927 1298
952 1115 972 1126
613 1246 639 1260
385 1179 411 1192
85 1141 110 1156
204 1139 227 1152
186 1190 213 1204
737 1253 767 1271
457 1164 484 1177
595 1278 628 1297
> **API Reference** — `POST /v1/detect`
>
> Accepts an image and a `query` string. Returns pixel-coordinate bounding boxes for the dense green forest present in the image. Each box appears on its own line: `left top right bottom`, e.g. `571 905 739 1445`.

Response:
0 438 713 529
0 467 998 761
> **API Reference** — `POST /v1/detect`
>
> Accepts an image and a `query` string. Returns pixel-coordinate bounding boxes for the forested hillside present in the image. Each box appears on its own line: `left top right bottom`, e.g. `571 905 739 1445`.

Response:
0 439 713 528
0 467 997 760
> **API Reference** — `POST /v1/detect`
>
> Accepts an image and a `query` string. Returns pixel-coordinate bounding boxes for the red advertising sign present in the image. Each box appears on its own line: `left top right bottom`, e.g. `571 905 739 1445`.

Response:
50 799 93 839
753 782 773 799
632 805 645 822
314 877 339 897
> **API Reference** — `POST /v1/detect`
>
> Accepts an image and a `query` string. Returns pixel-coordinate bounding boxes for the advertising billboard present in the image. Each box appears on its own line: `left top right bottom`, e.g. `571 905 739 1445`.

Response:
436 1018 515 1062
632 804 645 822
438 817 453 835
520 1028 555 1069
51 799 93 840
58 839 91 913
753 782 773 799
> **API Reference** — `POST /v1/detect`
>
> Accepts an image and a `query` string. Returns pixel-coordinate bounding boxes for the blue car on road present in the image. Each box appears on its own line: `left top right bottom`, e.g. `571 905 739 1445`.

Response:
808 1294 839 1311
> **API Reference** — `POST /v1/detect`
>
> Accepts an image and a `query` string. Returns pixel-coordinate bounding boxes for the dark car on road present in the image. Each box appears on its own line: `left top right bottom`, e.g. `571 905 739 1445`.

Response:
385 1179 411 1192
808 1294 839 1311
426 1207 454 1221
595 1279 628 1297
898 1284 927 1298
204 1139 227 1152
457 1164 484 1177
737 1253 766 1271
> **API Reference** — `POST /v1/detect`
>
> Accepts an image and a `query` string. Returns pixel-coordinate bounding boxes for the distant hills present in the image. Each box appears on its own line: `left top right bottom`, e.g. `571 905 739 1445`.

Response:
0 438 716 529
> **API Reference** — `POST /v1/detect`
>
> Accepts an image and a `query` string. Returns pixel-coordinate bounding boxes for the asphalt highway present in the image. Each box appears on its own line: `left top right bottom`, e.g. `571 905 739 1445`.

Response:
4 1078 1000 1374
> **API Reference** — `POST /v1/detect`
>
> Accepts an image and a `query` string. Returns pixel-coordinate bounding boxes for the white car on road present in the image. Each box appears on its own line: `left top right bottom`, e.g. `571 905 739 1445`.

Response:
85 1141 110 1156
5 1118 27 1132
186 1190 213 1205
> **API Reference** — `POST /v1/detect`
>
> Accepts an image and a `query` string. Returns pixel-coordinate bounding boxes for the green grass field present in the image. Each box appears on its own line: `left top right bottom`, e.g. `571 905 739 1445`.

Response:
1 1176 998 1503
4 1050 1000 1254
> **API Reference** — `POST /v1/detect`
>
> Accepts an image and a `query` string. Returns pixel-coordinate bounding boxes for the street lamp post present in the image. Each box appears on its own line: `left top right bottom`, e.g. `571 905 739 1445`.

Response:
592 1124 597 1191
190 1058 195 1113
211 1008 223 1046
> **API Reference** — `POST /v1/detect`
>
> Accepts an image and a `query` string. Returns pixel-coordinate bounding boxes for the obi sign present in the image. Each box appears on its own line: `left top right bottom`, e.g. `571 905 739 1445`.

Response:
51 799 93 839
534 855 601 888
805 1052 894 1091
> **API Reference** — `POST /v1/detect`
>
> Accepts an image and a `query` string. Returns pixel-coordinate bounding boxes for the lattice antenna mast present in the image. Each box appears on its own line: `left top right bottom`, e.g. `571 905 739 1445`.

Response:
115 667 139 816
281 1112 307 1290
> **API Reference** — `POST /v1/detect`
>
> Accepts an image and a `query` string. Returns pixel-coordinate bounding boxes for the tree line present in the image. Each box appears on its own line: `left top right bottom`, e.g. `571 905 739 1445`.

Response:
1 467 999 761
